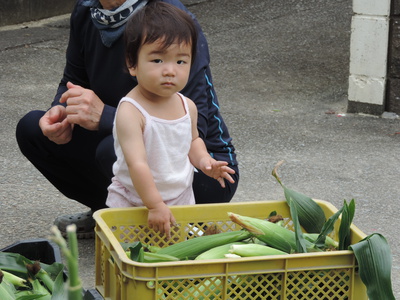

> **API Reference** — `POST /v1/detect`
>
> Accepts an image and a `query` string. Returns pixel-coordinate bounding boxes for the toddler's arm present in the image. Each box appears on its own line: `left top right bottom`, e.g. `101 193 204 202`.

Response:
186 99 235 187
116 102 176 238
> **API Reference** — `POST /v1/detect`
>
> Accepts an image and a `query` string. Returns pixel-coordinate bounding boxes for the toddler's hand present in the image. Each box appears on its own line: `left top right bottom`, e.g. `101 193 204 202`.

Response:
147 202 176 239
200 158 235 188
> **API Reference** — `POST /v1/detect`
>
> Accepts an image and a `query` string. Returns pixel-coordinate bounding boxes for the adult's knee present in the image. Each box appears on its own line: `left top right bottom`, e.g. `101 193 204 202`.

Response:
16 110 45 155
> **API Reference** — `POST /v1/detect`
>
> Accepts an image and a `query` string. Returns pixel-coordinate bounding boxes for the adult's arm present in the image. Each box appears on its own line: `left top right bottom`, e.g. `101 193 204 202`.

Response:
50 2 120 137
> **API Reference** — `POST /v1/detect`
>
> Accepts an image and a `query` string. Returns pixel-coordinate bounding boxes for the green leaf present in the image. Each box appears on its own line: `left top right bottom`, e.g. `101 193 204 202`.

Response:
0 252 64 282
287 197 307 253
283 188 326 233
338 199 355 250
272 161 326 233
350 234 395 300
51 266 67 300
14 291 48 300
120 241 139 252
0 252 65 299
0 280 16 300
15 294 48 300
124 242 144 262
0 252 34 277
314 206 344 249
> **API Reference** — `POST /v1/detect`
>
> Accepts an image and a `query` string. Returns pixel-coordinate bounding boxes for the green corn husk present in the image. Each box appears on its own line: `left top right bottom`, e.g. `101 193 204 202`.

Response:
156 230 252 260
14 289 51 299
229 244 288 257
195 242 247 260
123 241 179 263
224 253 242 258
0 273 16 300
228 212 317 253
147 245 162 253
0 250 65 299
303 233 338 250
0 284 14 300
26 262 54 293
0 269 28 288
0 252 63 281
140 249 180 263
27 277 51 300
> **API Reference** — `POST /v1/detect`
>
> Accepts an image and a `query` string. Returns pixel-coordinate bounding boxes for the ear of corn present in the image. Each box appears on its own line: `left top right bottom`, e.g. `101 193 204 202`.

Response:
147 245 162 253
228 212 296 253
195 242 247 260
224 253 242 258
25 262 54 293
142 252 180 263
228 212 317 253
303 233 338 249
0 269 27 288
229 244 288 257
28 277 51 300
157 230 252 260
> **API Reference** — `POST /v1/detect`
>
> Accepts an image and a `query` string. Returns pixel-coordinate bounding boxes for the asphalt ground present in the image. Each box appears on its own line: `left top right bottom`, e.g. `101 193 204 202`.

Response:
1 0 399 296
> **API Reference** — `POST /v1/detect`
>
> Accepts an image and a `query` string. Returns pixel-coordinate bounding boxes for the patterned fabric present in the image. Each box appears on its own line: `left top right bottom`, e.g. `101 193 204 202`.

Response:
81 0 148 47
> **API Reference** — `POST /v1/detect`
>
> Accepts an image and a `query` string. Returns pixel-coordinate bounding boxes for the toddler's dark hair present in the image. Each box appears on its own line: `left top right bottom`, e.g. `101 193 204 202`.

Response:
124 1 198 69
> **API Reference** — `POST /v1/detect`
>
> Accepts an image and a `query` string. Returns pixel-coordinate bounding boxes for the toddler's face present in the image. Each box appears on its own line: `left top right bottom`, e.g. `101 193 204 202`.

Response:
129 39 192 99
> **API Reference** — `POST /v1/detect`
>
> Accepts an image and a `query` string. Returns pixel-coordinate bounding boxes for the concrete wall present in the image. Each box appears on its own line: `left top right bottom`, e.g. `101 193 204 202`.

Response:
0 0 75 27
347 0 391 115
347 0 400 115
386 0 400 113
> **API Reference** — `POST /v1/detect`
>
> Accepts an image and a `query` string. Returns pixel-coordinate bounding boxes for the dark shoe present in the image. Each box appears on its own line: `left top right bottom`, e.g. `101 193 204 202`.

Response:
54 210 95 239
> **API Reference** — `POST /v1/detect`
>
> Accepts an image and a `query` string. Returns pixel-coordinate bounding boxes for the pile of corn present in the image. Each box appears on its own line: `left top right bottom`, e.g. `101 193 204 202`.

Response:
0 225 82 300
125 212 339 263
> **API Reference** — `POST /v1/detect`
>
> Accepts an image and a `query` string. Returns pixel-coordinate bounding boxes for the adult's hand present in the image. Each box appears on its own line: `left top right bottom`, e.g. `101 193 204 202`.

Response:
59 81 105 131
39 105 73 144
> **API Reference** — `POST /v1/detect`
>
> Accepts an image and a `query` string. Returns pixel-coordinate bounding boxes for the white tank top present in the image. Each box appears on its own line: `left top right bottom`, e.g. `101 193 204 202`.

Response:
110 93 195 206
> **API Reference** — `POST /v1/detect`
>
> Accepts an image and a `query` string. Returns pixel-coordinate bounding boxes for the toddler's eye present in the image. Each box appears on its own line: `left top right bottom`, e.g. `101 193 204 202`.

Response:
152 59 163 63
177 60 187 65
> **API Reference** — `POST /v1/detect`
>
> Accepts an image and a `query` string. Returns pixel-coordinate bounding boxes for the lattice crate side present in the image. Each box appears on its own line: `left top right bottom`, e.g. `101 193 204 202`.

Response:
226 273 284 300
151 267 356 300
154 276 224 299
285 268 353 299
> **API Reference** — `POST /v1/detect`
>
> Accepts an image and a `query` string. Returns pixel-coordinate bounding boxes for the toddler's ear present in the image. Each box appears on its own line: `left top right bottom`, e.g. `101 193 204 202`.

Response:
128 66 137 77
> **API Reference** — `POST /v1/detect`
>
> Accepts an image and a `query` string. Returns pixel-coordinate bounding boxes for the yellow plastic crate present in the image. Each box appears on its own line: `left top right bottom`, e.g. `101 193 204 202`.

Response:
93 200 367 300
